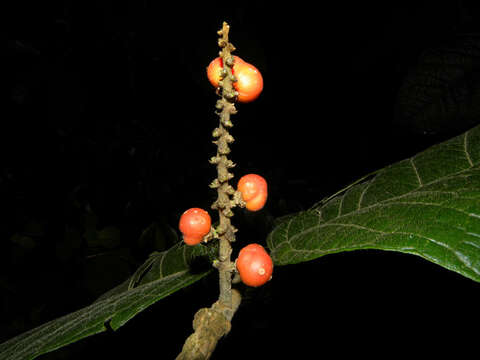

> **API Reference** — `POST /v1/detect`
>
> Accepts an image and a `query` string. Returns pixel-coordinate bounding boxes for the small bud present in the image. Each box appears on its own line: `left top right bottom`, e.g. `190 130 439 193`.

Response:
209 156 221 164
223 103 235 111
202 227 215 243
224 90 236 101
233 191 246 207
217 198 229 209
216 224 227 235
215 101 224 110
222 118 233 128
225 134 234 143
225 185 236 195
220 69 228 79
212 128 222 137
218 167 234 182
223 208 234 218
229 105 238 114
226 56 235 67
218 141 230 155
225 228 236 243
209 179 220 188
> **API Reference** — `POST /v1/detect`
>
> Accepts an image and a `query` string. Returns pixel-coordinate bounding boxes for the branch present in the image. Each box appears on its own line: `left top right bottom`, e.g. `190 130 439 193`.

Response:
175 289 241 360
212 20 238 308
176 21 245 360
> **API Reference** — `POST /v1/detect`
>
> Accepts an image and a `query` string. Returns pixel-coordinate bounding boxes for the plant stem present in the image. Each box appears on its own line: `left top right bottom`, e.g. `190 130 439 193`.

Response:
212 21 238 310
176 22 243 360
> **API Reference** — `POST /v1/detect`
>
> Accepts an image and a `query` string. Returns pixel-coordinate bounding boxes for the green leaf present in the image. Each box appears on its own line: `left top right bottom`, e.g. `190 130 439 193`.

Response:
267 125 480 282
0 242 215 360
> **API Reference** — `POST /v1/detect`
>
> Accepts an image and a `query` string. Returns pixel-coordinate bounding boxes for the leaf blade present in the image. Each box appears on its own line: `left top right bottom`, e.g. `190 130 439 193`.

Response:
268 125 480 282
0 242 215 360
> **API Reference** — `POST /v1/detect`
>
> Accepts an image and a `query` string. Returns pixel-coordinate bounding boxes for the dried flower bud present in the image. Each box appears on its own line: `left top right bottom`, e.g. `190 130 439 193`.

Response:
209 156 221 164
209 179 220 188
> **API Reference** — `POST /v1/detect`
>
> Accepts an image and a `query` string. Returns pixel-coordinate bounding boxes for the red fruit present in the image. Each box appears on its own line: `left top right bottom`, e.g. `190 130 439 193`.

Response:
206 55 263 103
233 60 263 103
237 174 268 211
236 243 273 287
179 208 211 246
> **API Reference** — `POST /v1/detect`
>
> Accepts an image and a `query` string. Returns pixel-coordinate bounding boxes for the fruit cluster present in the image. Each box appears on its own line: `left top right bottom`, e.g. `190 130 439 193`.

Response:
177 54 272 287
179 173 271 287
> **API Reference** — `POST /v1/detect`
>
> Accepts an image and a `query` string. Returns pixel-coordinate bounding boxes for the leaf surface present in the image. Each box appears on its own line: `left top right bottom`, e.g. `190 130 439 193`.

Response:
0 243 215 360
268 125 480 282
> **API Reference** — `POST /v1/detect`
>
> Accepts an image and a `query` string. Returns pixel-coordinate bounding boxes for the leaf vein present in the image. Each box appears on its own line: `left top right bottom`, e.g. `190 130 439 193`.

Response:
338 192 346 216
410 157 423 186
357 178 374 210
324 168 479 223
464 130 474 167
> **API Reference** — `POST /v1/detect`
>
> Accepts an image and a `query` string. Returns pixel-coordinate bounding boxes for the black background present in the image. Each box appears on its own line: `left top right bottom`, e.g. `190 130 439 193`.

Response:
2 1 480 359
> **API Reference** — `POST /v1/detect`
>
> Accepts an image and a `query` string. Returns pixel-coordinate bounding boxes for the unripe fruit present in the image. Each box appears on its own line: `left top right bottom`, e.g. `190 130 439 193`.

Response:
206 56 263 103
179 208 211 246
237 174 268 211
236 243 273 287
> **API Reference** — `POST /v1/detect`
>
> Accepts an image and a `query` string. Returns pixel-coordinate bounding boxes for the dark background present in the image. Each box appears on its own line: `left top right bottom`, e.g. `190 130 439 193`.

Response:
2 1 480 358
